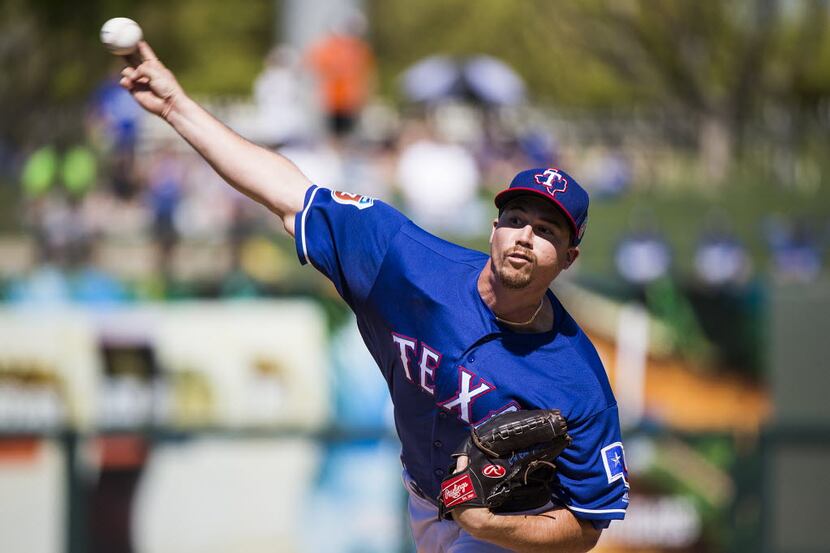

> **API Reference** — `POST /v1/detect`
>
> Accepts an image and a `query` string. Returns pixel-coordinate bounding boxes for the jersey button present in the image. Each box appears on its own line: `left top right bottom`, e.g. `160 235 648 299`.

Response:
467 355 475 363
438 411 448 420
433 440 442 448
434 468 445 477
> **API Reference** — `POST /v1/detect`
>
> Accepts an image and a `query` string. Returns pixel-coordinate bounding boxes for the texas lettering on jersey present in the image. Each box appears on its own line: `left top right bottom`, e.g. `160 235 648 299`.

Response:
391 330 514 425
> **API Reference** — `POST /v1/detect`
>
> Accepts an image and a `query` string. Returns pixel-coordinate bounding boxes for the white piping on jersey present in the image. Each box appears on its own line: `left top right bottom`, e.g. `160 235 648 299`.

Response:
567 505 627 515
300 186 320 263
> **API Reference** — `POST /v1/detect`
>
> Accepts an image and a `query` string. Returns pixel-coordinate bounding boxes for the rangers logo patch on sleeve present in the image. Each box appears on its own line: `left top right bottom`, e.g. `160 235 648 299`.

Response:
601 442 629 487
332 190 375 210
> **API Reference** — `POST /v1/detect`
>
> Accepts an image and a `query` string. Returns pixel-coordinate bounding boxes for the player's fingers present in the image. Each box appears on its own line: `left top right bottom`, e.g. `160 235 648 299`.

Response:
131 63 161 83
119 66 141 89
137 40 158 62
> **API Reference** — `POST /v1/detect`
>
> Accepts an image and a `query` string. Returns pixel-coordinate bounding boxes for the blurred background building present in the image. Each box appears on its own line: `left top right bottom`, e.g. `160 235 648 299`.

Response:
1 0 829 552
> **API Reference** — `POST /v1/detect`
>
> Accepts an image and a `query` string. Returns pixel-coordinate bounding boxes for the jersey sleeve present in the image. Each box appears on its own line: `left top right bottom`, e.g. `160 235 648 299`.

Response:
552 405 629 521
294 185 409 306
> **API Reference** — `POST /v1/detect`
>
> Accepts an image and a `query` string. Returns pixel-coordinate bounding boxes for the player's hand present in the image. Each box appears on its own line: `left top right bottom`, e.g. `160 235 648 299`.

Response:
119 41 184 120
452 453 470 474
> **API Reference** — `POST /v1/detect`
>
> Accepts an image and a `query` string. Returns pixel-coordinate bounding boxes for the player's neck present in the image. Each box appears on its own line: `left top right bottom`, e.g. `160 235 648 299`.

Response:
477 264 553 332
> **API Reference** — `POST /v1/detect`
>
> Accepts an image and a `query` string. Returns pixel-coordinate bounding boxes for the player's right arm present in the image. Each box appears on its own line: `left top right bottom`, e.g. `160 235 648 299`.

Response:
118 41 310 236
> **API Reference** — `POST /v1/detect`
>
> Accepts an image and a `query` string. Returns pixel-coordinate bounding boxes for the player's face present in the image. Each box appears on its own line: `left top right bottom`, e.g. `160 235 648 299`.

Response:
489 196 579 289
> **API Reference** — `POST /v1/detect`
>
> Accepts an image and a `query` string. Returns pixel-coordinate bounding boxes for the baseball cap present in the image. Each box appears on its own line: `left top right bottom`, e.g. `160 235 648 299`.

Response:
494 167 589 245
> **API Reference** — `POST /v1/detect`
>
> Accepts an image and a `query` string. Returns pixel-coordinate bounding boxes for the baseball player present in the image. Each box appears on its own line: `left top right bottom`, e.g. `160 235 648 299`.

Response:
120 42 628 552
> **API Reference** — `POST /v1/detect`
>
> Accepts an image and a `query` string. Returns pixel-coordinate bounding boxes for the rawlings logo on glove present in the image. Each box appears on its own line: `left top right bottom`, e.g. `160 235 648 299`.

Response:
441 474 477 507
437 409 572 519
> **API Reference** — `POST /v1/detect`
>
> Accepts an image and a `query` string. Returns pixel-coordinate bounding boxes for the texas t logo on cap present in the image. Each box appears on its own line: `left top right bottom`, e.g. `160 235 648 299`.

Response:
534 169 568 197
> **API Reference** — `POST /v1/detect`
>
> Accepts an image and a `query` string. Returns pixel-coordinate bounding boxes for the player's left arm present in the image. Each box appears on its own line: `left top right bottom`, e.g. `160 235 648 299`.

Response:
449 451 602 553
453 505 600 553
453 507 602 553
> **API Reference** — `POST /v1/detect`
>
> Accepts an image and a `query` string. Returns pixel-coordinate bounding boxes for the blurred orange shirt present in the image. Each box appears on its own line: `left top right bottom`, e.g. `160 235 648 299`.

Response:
308 33 375 114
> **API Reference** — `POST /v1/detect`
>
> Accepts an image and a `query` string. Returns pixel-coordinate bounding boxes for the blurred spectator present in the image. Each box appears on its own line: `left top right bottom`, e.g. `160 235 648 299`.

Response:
461 55 526 108
764 216 823 283
67 239 129 306
25 192 89 260
5 237 72 306
399 55 526 108
519 128 559 168
478 135 527 193
5 263 71 306
108 149 141 200
479 126 559 193
0 137 13 182
87 78 142 153
395 119 483 236
21 143 97 202
87 79 142 200
219 237 261 299
79 185 152 241
580 146 631 199
431 102 484 147
254 45 308 146
399 55 459 106
306 12 375 139
615 210 672 285
145 147 185 252
8 186 128 305
219 267 260 299
339 140 397 202
278 139 345 190
21 145 59 198
61 145 98 198
694 212 752 287
173 154 236 241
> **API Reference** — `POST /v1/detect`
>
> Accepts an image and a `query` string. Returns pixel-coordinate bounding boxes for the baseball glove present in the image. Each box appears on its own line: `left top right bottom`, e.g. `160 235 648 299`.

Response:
438 409 571 519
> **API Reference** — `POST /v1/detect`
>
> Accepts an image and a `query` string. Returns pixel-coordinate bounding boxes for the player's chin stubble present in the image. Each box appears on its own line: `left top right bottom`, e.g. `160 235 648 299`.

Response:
495 253 534 290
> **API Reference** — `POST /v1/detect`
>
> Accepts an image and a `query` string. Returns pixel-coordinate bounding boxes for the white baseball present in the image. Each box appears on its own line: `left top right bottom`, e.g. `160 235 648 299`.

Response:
100 17 143 56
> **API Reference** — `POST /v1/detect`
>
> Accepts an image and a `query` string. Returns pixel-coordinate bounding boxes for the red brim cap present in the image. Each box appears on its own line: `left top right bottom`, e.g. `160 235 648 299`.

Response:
494 168 589 245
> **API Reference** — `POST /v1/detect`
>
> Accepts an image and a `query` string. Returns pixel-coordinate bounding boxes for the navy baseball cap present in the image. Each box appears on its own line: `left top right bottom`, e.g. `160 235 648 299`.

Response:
494 167 589 245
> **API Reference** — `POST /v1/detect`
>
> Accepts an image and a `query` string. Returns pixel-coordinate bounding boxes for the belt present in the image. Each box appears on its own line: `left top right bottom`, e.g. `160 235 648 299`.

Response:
404 473 440 508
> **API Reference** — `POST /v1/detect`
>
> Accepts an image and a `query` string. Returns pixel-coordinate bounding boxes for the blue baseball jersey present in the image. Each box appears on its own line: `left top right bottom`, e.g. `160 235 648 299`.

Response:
294 186 629 522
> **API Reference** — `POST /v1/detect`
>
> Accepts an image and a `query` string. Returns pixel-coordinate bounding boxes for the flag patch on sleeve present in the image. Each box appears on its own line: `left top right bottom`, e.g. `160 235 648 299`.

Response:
601 442 629 487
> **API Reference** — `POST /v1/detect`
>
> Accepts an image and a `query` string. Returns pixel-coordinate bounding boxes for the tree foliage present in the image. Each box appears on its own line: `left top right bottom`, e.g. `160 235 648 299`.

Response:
369 0 830 175
3 0 830 166
0 0 274 146
370 0 830 110
368 0 637 107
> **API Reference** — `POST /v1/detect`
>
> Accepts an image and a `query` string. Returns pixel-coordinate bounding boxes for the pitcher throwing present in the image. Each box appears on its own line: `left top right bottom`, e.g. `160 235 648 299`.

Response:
119 40 628 552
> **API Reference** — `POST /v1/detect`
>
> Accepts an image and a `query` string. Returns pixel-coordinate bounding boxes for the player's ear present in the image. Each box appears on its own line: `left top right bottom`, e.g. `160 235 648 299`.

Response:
489 219 498 243
564 247 579 269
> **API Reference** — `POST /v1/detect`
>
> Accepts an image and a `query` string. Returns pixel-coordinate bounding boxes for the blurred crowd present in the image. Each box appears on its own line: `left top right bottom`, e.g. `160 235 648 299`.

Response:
2 21 827 311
